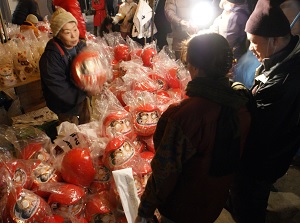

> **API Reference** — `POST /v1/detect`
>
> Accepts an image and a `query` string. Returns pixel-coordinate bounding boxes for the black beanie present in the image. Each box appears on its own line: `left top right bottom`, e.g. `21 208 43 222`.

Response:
245 0 291 37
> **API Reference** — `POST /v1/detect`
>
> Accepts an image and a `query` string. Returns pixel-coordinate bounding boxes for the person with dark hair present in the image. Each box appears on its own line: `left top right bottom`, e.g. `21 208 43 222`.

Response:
12 0 43 25
135 33 251 223
99 16 114 37
39 8 90 125
227 0 300 222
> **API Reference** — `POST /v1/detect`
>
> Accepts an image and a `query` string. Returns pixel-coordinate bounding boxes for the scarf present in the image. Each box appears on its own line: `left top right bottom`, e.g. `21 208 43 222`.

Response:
185 76 249 110
186 76 249 176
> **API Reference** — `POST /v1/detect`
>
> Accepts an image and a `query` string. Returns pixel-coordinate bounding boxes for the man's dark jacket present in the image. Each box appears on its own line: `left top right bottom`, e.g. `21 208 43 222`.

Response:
12 0 43 25
242 35 300 182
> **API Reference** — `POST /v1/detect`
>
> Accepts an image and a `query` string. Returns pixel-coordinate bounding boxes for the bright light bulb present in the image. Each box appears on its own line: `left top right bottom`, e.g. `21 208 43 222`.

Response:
190 1 215 28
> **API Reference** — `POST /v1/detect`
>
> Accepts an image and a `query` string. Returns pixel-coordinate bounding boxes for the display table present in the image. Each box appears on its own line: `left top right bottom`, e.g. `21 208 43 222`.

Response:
0 75 46 113
0 75 40 92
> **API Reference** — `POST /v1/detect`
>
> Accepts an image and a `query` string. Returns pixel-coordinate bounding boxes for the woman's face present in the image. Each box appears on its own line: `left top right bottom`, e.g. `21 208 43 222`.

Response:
57 22 79 49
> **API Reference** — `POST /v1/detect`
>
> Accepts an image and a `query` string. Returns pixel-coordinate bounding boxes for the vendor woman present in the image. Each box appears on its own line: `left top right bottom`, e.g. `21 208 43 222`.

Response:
39 8 90 125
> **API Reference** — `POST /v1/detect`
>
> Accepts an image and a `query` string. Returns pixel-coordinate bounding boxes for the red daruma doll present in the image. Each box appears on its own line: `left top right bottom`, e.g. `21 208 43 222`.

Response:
89 158 112 194
6 187 54 222
103 135 137 171
139 152 153 189
61 148 96 188
141 48 157 68
84 191 116 222
19 142 51 162
4 159 33 190
114 44 131 62
148 73 169 91
72 50 107 95
47 183 85 219
133 104 161 137
103 110 134 139
31 160 62 198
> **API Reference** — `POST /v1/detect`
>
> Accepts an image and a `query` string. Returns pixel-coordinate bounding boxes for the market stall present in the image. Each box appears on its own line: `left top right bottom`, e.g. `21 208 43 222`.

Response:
0 6 192 221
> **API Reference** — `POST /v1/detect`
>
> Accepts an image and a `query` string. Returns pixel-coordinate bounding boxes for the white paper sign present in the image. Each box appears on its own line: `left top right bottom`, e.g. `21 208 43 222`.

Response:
112 168 140 223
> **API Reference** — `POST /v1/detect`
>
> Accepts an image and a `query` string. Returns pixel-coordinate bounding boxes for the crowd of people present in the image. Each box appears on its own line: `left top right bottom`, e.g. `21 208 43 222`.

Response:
9 0 300 223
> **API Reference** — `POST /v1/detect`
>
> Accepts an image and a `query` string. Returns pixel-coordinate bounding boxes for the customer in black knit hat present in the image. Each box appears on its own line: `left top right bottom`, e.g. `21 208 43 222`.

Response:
226 0 300 222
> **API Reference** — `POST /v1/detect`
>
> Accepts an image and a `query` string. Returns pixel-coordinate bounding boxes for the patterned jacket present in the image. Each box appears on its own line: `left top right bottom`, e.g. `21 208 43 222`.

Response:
138 77 251 222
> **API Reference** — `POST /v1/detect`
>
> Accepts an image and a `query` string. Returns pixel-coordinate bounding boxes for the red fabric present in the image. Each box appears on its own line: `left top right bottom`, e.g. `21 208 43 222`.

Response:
92 0 107 27
53 0 87 39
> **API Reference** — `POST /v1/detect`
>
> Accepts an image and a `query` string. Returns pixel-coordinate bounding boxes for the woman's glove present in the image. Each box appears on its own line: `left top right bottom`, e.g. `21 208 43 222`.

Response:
112 16 119 25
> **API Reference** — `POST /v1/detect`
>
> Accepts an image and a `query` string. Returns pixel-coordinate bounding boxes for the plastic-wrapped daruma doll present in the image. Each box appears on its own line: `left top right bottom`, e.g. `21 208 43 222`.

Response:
47 183 85 218
139 152 153 189
31 160 62 198
114 44 131 62
72 50 107 95
103 110 134 139
60 148 96 187
19 142 51 162
4 159 33 190
133 104 161 137
84 191 116 222
148 73 169 91
141 48 157 68
166 67 181 89
89 158 112 194
6 187 54 222
103 135 137 171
